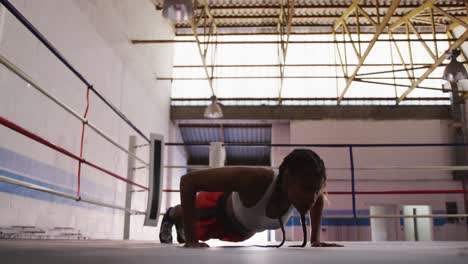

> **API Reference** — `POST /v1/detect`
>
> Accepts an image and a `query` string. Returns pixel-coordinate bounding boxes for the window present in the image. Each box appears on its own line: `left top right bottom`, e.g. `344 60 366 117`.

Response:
170 34 451 105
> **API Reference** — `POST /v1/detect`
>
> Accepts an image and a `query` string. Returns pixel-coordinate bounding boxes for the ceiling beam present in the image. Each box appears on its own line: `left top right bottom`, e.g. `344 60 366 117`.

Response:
171 105 451 120
397 29 468 103
176 22 450 29
448 17 468 31
353 79 441 92
174 31 446 36
179 124 272 128
356 6 378 28
201 13 392 20
171 97 449 102
194 12 465 20
175 25 449 35
278 0 296 102
356 64 455 76
334 0 360 31
432 4 468 29
337 0 401 103
132 38 456 45
389 0 439 30
190 0 217 97
406 20 436 61
447 30 468 62
154 3 465 11
158 76 442 81
173 63 446 68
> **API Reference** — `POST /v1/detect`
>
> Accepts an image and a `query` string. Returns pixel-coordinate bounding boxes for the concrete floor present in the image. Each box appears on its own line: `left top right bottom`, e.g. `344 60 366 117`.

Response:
1 240 468 264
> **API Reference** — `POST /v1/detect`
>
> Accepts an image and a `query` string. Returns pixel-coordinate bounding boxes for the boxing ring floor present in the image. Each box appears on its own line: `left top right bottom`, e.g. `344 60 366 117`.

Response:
1 240 467 264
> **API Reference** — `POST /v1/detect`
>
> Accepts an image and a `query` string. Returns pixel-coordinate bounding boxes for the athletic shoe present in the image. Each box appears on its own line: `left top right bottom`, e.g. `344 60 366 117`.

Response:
159 207 174 243
175 223 186 244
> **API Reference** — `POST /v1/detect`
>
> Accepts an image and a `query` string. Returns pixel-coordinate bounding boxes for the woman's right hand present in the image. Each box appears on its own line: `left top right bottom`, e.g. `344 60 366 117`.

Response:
184 242 210 248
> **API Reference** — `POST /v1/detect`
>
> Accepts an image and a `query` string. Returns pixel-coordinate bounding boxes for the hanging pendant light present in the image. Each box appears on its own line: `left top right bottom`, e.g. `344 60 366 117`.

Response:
443 49 468 82
162 0 194 21
204 96 223 119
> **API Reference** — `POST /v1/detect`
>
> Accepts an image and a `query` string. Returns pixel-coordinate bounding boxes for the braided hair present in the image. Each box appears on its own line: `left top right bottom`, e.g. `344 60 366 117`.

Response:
273 149 326 248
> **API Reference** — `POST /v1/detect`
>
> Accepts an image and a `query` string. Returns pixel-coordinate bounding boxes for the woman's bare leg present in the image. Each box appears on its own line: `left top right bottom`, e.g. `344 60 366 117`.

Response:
168 204 183 224
167 205 185 243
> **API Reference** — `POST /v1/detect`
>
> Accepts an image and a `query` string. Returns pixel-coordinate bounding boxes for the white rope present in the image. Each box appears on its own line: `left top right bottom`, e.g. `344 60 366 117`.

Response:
86 122 148 166
165 165 468 171
334 165 468 171
0 53 148 167
0 175 146 215
157 213 468 219
300 214 468 219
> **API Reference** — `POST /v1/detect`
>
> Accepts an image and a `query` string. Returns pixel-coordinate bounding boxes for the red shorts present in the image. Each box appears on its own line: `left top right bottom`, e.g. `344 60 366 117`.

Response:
195 192 252 242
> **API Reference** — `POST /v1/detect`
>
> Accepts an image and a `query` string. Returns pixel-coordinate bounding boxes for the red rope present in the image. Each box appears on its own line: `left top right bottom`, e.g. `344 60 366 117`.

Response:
2 112 465 196
0 115 148 190
76 87 91 197
162 189 180 192
0 115 81 160
84 161 147 190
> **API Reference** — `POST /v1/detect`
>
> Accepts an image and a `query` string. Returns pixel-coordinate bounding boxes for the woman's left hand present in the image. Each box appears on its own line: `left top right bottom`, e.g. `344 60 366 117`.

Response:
311 241 344 247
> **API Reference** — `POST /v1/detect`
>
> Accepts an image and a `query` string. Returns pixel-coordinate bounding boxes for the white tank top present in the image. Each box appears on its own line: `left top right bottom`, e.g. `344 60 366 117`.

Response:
231 172 294 232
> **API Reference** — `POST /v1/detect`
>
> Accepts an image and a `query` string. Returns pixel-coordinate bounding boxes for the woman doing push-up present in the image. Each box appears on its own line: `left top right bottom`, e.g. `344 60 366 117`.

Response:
159 149 342 248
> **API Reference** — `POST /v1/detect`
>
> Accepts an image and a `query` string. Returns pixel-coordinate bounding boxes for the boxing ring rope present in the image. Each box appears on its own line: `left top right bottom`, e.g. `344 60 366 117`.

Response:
164 165 468 171
2 166 465 219
165 141 468 219
317 214 468 219
0 113 150 214
0 0 467 228
0 175 145 215
161 189 468 195
76 86 90 197
0 54 148 167
0 0 159 223
1 72 467 221
0 49 151 200
3 115 465 220
0 115 148 191
159 189 468 219
1 0 152 200
0 0 149 143
2 109 467 220
165 143 468 147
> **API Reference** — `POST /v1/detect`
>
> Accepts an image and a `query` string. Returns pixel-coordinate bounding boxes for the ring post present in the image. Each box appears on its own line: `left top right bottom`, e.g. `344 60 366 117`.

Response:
413 208 419 241
209 142 226 168
144 133 164 226
123 135 136 240
349 146 357 218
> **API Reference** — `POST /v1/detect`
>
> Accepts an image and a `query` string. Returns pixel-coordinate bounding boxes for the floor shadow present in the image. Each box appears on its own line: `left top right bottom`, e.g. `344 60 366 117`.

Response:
215 246 252 249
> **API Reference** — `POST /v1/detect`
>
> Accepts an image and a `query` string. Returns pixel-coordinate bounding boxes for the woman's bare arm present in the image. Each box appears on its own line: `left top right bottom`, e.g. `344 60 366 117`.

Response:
180 167 272 247
309 194 324 243
309 194 343 247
